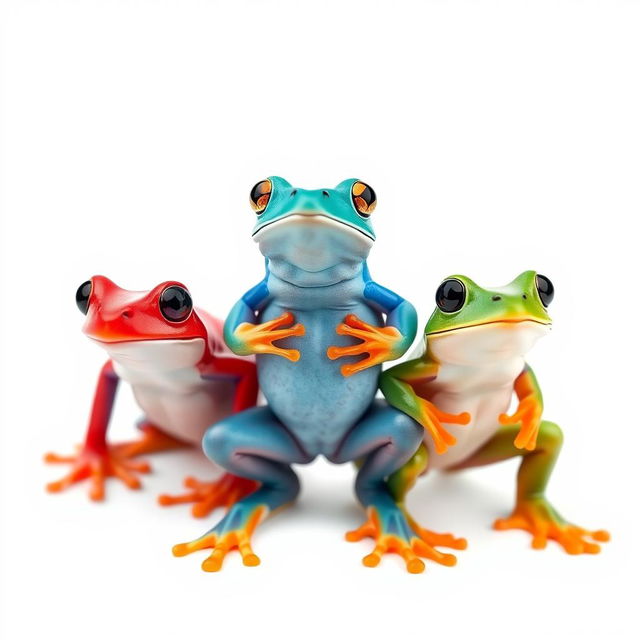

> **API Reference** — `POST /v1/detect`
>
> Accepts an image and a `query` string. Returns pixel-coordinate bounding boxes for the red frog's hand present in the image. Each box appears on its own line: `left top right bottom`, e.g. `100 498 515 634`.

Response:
235 311 305 362
417 398 470 455
499 395 543 450
327 314 404 377
44 445 151 501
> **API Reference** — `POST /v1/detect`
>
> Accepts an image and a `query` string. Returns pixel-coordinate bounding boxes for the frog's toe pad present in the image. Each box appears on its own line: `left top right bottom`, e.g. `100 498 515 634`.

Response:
494 507 610 555
347 510 457 573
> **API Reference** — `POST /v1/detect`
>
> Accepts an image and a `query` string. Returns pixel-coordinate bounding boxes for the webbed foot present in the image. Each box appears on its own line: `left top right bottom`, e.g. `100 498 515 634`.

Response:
112 423 190 458
44 445 151 501
158 473 259 518
173 503 269 571
494 498 610 554
346 506 463 573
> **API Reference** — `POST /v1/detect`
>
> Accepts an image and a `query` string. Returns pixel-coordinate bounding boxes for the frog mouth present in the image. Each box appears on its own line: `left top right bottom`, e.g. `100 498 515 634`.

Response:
252 212 375 244
427 318 551 336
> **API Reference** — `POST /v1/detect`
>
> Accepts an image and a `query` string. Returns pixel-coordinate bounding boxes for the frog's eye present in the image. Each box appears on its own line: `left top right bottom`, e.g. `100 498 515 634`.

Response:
159 285 193 323
250 179 272 214
351 181 377 217
435 278 466 313
76 280 92 315
535 274 554 307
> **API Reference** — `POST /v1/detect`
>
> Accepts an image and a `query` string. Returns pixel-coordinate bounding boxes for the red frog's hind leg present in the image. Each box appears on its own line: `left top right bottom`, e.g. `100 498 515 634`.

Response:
157 355 260 518
113 421 191 458
158 474 259 518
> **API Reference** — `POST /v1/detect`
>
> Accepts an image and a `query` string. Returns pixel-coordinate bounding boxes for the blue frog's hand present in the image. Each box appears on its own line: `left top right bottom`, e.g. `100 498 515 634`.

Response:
327 279 417 377
223 278 306 361
327 313 406 377
232 311 305 362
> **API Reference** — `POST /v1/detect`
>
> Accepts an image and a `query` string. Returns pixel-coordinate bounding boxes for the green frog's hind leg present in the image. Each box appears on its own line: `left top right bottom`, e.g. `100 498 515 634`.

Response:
450 420 610 554
388 443 468 552
331 400 460 573
172 406 310 572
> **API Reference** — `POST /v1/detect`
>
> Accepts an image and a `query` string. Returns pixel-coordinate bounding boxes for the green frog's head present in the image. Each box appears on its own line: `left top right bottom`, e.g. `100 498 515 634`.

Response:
425 271 554 365
248 177 377 285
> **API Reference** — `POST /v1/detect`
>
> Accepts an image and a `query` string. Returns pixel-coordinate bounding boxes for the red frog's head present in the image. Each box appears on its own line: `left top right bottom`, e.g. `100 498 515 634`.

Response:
76 276 208 343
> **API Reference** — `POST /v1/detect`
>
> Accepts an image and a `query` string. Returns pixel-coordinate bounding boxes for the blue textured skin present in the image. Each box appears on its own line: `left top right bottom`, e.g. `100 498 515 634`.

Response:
200 178 422 540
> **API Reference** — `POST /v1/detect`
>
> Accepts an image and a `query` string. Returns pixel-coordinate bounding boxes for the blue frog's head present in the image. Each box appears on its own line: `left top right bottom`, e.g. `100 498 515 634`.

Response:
249 177 377 285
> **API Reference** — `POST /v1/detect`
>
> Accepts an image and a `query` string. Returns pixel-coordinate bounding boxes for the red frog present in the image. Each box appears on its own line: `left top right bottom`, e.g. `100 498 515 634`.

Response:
45 276 258 516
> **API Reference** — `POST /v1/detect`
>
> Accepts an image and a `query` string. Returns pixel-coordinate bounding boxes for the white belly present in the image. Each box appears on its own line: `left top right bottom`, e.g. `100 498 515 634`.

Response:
103 339 236 445
425 357 525 470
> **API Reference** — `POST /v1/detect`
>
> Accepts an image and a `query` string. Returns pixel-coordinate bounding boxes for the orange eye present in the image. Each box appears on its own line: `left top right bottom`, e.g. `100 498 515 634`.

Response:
250 179 272 214
351 181 376 217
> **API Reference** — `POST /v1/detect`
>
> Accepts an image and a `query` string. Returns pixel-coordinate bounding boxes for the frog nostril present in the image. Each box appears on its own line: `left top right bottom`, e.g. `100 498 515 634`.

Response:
522 294 527 299
322 190 329 197
492 295 502 302
290 189 297 197
122 309 132 319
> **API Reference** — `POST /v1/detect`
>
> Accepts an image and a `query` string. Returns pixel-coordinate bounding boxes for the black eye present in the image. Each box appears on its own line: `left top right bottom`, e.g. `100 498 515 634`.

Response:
159 286 193 322
250 179 272 214
76 280 92 315
435 279 466 313
535 274 554 307
351 181 377 217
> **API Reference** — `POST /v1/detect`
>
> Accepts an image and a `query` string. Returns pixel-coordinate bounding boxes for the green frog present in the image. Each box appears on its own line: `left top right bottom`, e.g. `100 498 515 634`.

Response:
381 271 609 560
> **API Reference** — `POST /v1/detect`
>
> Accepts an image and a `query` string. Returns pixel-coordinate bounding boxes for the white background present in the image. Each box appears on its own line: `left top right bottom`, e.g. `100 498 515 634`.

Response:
1 1 638 638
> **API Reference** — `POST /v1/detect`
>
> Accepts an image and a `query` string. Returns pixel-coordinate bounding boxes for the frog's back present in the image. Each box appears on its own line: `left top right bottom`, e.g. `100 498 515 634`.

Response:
258 271 381 456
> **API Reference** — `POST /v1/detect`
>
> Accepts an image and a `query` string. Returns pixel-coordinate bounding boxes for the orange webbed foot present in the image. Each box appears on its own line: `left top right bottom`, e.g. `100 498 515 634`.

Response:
235 311 305 362
327 314 404 377
112 423 190 458
173 504 268 572
494 498 610 554
158 473 259 518
346 507 464 573
44 445 151 501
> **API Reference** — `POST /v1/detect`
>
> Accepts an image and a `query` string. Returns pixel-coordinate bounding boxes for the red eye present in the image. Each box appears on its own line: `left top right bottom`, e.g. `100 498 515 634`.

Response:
351 181 377 217
250 179 272 214
159 286 193 322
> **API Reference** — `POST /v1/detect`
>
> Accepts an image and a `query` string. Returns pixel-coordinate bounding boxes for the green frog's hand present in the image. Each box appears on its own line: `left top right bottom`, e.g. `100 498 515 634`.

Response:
234 311 305 362
327 314 404 377
417 398 470 455
499 395 543 450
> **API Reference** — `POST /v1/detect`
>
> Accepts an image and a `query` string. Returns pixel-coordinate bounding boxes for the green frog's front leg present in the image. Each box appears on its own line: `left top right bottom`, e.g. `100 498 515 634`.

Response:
449 420 610 554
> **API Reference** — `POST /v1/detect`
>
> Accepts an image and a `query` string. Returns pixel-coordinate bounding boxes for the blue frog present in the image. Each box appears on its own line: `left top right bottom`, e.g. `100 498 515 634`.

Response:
173 177 462 573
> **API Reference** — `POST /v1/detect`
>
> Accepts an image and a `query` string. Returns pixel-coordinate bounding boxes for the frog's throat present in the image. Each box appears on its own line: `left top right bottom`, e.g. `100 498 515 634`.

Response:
252 212 375 245
427 317 551 336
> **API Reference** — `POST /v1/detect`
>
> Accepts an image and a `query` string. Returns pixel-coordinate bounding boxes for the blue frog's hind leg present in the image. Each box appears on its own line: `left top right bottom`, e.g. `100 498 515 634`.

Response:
173 406 310 572
330 400 463 573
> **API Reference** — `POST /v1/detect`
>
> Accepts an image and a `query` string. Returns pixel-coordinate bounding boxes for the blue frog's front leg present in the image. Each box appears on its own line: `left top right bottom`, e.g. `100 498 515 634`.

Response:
327 268 417 377
223 275 306 362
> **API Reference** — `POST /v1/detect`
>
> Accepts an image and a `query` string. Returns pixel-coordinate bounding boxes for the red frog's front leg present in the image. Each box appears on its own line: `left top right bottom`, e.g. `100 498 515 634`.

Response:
45 361 156 501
